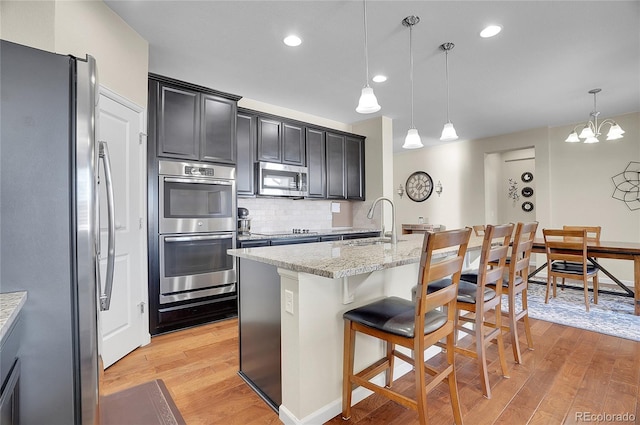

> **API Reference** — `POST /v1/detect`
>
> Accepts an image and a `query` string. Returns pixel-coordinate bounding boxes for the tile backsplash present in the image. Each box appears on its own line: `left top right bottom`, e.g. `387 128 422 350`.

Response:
238 198 377 234
238 198 334 233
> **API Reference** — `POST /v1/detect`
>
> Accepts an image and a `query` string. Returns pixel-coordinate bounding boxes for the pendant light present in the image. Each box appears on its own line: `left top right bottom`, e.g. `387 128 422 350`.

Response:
440 42 458 142
402 15 423 149
355 0 381 114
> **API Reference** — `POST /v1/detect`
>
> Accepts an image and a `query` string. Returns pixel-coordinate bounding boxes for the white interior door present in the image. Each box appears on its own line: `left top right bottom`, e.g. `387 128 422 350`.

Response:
98 88 149 368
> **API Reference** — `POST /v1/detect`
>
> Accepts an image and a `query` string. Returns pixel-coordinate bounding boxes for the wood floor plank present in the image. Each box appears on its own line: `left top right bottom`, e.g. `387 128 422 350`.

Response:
103 317 640 425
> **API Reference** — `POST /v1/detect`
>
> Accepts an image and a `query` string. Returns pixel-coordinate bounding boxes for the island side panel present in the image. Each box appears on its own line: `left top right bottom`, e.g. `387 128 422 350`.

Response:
278 263 421 423
238 258 282 409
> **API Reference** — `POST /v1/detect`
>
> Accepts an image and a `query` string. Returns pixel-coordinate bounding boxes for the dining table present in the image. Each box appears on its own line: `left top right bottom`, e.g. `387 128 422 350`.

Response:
530 238 640 315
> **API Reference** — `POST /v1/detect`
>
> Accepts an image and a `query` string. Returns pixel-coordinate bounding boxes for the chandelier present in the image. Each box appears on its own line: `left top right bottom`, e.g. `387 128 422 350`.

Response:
565 88 624 143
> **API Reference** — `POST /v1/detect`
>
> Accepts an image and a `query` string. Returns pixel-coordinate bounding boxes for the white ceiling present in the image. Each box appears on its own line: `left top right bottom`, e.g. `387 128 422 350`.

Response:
104 0 640 152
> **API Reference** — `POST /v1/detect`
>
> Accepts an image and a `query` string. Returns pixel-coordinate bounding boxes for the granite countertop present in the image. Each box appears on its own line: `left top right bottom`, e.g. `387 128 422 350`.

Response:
0 291 27 343
237 227 380 241
229 233 483 279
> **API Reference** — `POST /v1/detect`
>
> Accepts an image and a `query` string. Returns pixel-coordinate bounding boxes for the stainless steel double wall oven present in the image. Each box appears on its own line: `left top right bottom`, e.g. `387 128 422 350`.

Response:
158 160 237 305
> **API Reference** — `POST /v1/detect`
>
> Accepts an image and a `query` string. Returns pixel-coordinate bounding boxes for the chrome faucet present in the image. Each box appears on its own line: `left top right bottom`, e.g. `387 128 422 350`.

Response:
367 197 397 245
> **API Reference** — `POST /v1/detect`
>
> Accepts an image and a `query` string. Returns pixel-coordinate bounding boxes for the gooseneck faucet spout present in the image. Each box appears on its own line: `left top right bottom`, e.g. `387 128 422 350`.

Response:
367 197 397 245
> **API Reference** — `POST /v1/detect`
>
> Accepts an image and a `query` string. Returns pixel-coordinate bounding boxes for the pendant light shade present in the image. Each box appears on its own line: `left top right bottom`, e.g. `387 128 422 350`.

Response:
403 128 423 149
356 0 380 114
402 16 423 150
439 42 458 142
440 122 458 142
356 85 381 113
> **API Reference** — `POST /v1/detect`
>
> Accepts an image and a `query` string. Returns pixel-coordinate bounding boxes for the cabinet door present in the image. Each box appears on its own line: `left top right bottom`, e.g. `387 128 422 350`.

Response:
305 128 325 198
201 94 236 164
282 122 305 165
236 112 256 196
345 136 365 200
326 132 346 199
157 83 200 160
257 117 281 163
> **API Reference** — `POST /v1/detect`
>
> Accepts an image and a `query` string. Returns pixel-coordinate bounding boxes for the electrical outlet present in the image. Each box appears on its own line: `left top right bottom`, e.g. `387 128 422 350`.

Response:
285 290 294 315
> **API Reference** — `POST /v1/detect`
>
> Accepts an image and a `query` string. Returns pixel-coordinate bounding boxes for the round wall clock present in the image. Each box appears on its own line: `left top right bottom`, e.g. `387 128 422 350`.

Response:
405 171 434 202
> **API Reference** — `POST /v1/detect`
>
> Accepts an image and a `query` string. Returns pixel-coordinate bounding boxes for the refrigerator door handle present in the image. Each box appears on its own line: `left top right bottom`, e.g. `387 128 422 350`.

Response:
98 141 116 311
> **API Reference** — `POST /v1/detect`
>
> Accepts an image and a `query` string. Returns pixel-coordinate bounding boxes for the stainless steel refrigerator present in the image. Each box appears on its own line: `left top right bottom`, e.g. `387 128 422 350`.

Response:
0 40 115 424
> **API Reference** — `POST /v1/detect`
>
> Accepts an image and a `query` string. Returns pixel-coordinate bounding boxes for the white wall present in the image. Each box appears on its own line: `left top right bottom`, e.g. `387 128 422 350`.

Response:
393 112 640 282
1 0 148 108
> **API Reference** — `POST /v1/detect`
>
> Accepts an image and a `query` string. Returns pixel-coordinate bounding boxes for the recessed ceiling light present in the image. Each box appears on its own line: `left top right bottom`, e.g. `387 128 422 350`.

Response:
372 75 387 83
283 35 302 47
480 25 502 38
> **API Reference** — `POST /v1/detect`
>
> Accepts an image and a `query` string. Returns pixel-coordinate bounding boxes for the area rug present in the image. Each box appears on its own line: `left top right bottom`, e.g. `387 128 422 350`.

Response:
513 280 640 342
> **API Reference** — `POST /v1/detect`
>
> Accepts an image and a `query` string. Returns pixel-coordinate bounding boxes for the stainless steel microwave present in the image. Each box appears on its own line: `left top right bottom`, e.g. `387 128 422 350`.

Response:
257 161 308 197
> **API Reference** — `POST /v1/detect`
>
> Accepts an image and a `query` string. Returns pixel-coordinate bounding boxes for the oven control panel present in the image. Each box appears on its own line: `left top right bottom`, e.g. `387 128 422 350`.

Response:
185 166 215 177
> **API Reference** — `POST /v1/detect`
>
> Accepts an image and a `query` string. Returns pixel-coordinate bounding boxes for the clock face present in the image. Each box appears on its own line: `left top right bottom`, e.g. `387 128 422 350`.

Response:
405 171 434 202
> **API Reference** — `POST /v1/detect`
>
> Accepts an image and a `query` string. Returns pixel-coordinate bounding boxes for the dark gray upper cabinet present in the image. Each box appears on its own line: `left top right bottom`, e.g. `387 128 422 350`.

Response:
282 122 305 166
150 74 240 164
326 132 365 200
257 117 305 166
157 83 200 160
257 117 281 163
305 128 325 198
345 136 365 200
236 112 256 196
326 132 346 199
201 94 237 164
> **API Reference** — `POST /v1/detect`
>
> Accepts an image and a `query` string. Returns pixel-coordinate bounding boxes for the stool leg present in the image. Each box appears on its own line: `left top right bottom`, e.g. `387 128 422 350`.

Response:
385 342 395 388
522 289 534 350
342 320 355 420
508 290 522 364
446 331 463 425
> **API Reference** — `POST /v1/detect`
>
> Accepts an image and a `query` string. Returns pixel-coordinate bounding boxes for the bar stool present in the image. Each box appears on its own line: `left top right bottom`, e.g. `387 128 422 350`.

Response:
460 222 539 364
429 223 513 399
341 228 472 425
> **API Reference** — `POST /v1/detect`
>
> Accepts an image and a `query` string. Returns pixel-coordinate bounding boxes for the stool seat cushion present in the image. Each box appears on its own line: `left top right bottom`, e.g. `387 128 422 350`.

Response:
550 261 597 275
427 278 496 304
343 296 447 338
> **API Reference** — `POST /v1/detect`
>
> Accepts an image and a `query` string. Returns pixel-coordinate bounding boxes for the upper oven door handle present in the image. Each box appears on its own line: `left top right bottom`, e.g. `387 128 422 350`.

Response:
163 177 232 186
164 234 234 243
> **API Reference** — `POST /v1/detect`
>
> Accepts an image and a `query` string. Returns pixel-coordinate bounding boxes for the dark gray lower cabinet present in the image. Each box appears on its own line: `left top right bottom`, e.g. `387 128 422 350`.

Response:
0 317 22 425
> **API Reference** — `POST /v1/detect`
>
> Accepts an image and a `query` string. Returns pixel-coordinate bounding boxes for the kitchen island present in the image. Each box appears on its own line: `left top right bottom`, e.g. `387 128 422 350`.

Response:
228 233 481 425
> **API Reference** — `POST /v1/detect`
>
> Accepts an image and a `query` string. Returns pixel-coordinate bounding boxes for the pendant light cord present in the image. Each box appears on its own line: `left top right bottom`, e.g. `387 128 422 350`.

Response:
363 0 370 86
409 24 414 128
445 49 450 122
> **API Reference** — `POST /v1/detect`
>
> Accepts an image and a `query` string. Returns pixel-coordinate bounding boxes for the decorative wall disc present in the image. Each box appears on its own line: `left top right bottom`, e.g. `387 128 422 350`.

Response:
521 186 534 197
522 201 534 212
612 161 640 211
521 172 533 183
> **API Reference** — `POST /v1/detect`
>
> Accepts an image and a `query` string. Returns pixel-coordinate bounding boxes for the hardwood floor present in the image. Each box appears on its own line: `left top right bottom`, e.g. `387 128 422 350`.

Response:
103 317 640 424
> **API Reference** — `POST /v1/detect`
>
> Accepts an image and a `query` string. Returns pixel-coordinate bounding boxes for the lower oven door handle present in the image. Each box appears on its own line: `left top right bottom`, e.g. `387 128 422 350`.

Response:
163 177 232 186
164 234 233 242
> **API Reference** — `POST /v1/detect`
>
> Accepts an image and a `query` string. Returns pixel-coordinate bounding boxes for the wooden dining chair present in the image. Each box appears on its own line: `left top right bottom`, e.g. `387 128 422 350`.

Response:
543 228 599 311
472 225 486 236
342 228 472 425
430 223 513 399
560 226 600 292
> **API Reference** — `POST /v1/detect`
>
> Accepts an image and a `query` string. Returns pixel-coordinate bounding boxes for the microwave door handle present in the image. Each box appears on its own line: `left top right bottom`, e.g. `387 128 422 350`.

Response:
98 141 116 311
